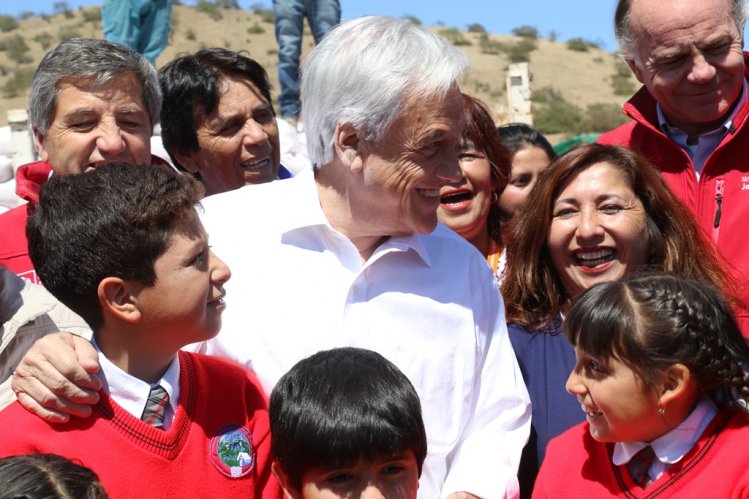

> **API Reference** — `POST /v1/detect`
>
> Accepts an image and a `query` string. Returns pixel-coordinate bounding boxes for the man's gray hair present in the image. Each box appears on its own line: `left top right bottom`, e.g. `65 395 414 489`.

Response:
29 38 161 135
300 16 469 168
615 0 747 58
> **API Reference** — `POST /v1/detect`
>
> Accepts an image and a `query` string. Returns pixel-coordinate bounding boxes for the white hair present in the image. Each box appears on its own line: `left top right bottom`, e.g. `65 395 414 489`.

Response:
301 16 469 168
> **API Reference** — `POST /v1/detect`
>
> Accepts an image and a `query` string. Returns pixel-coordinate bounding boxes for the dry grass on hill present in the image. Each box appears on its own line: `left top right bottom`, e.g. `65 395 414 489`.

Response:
0 4 638 138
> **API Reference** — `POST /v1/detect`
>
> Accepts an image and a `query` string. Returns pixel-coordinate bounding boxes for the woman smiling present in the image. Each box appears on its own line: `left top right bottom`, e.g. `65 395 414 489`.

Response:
437 94 509 279
501 143 729 497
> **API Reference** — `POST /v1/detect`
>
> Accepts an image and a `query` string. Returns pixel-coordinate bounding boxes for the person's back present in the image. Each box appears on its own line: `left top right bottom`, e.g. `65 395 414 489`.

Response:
0 164 280 497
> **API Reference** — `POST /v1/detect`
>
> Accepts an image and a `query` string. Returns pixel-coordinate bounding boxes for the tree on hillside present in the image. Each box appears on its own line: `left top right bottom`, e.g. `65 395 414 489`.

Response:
512 25 538 39
217 0 240 8
53 2 70 15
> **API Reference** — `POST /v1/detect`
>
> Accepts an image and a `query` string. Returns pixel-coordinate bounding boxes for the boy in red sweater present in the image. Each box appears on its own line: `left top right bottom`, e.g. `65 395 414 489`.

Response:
0 164 280 498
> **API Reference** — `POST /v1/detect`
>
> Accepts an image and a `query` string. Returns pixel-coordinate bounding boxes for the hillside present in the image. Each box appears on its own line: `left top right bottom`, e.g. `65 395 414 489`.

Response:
0 4 638 136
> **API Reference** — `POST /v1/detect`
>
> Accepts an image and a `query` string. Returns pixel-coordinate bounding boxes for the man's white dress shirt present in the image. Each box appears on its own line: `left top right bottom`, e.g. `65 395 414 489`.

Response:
195 169 531 499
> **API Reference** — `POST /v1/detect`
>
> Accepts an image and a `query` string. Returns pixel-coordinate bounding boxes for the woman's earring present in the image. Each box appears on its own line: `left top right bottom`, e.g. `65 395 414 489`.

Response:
657 406 665 416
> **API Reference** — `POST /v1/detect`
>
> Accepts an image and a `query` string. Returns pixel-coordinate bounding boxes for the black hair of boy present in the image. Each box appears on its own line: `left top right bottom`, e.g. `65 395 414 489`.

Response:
269 347 428 489
26 163 203 331
0 453 108 499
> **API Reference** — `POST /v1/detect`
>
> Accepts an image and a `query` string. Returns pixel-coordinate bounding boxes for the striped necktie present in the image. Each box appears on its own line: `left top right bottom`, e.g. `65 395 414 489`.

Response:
627 445 656 488
141 385 169 429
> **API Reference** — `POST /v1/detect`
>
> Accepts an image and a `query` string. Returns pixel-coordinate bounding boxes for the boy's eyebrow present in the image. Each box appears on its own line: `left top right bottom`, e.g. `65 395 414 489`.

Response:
383 451 413 462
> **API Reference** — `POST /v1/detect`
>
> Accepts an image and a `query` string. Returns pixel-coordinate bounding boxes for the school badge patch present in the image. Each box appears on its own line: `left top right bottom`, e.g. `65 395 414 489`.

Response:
210 424 256 478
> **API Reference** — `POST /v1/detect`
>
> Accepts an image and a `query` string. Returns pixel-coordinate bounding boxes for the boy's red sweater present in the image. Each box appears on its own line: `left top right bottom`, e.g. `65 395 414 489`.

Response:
0 351 282 498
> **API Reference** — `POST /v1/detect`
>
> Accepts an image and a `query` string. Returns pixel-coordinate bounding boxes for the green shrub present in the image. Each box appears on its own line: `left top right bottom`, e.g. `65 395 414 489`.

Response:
566 37 590 52
478 33 505 55
2 67 35 97
533 86 586 135
566 37 600 52
197 0 222 21
53 1 70 15
259 9 274 23
585 103 627 132
402 15 422 26
0 34 32 63
185 28 196 40
247 22 265 34
0 15 19 32
507 38 537 63
58 26 82 41
82 7 101 23
467 23 486 33
18 11 36 20
33 32 54 50
438 28 472 46
266 48 278 56
611 60 636 95
249 2 266 13
512 25 538 39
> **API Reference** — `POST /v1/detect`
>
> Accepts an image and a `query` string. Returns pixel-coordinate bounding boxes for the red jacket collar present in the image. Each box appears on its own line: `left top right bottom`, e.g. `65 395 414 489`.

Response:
14 155 174 206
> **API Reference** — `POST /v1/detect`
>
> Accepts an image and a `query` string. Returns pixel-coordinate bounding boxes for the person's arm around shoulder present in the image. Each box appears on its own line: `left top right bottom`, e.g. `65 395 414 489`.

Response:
11 332 101 422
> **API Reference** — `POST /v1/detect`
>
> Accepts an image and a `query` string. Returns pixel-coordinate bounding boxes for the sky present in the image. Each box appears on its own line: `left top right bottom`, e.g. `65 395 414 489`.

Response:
2 1 625 52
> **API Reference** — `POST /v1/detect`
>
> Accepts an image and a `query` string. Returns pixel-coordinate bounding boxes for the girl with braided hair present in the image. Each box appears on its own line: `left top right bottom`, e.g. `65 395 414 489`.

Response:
534 272 749 498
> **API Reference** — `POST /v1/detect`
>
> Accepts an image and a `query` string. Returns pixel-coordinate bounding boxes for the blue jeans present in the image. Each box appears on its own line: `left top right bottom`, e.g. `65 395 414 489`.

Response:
102 0 172 64
273 0 341 119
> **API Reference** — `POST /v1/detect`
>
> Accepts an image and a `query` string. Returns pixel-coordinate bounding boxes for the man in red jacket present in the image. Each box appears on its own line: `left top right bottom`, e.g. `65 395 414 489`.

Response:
0 38 166 284
598 0 749 336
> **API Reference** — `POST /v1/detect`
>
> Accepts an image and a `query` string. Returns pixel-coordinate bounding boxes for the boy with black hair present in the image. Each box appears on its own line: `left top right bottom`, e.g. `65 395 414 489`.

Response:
270 347 426 498
0 164 280 497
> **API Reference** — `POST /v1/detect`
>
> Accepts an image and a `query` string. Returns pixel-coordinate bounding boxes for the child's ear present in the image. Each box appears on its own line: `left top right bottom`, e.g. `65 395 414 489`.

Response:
657 363 699 412
98 277 142 324
271 461 301 499
334 122 363 172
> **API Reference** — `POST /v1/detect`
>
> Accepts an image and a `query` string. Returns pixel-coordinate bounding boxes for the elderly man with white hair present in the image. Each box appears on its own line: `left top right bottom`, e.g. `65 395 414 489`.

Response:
13 17 531 499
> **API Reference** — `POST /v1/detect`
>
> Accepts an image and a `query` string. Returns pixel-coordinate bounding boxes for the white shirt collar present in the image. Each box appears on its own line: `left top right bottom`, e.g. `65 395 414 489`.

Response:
613 397 718 468
274 168 433 267
92 336 181 428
